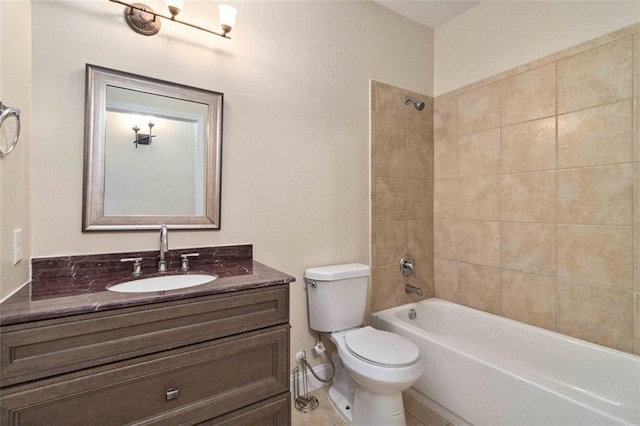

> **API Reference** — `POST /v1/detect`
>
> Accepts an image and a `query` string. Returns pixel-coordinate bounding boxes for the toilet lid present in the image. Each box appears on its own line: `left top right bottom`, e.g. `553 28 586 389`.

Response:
345 327 419 367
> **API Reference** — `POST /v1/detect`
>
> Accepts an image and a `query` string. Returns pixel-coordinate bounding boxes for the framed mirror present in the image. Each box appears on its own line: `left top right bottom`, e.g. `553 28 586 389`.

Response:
83 64 223 231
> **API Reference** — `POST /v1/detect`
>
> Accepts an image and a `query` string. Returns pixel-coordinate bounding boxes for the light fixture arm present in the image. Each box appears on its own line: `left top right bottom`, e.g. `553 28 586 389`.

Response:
110 0 232 39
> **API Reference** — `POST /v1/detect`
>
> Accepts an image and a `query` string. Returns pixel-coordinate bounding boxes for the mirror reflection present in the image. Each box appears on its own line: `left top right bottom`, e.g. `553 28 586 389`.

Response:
83 65 223 231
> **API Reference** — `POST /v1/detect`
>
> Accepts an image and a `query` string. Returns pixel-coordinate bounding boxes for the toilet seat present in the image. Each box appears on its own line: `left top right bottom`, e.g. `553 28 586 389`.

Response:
345 327 419 367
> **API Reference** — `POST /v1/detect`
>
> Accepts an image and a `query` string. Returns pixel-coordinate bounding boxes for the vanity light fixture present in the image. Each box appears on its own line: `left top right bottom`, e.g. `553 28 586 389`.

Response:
132 121 155 148
110 0 237 39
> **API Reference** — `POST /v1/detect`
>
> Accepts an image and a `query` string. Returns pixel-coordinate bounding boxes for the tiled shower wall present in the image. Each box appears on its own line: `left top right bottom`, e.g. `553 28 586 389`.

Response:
370 81 434 312
433 24 640 355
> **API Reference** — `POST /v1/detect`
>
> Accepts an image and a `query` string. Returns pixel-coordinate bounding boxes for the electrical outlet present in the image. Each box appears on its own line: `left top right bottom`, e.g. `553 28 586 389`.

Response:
13 229 22 265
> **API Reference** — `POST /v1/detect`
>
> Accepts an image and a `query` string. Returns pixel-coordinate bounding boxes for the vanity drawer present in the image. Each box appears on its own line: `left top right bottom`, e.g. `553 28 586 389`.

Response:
1 325 289 426
1 285 289 386
201 392 290 425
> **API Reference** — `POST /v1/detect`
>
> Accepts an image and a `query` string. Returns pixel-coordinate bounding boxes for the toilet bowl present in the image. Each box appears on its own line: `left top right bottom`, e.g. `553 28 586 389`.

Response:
327 327 423 425
304 263 424 425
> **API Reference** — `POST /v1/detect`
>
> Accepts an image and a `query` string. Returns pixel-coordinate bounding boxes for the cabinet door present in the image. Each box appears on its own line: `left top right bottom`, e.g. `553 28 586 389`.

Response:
1 325 289 426
1 286 288 386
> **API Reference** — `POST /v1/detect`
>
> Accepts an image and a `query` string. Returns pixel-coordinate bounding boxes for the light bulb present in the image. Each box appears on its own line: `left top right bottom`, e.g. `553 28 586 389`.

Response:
166 0 183 18
218 4 237 35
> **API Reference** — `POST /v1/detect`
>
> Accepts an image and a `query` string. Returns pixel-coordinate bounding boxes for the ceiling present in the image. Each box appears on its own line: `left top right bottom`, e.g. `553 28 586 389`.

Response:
375 1 480 29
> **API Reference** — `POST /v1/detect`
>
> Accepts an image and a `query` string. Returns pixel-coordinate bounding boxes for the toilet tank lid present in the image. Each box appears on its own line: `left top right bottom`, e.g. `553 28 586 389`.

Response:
304 263 370 281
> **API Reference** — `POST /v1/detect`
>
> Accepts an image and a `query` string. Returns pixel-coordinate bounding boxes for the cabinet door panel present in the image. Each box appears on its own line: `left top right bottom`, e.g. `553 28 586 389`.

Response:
1 286 288 386
1 326 289 426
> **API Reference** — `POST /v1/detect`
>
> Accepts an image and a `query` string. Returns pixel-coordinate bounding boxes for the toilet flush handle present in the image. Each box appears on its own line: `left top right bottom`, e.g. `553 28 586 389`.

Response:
306 279 317 288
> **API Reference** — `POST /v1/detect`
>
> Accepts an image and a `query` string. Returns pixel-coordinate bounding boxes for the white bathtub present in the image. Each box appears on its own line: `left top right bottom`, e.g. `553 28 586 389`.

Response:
370 298 640 425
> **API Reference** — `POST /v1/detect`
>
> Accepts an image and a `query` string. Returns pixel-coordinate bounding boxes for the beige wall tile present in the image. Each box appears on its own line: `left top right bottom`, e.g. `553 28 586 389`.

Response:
407 179 432 221
408 96 433 180
501 171 557 222
501 63 556 126
502 222 556 276
376 177 406 221
558 225 633 289
374 84 407 136
557 280 634 353
434 136 458 178
406 256 434 299
372 264 406 312
635 98 640 162
408 220 433 260
557 36 633 114
501 117 556 173
457 83 501 136
456 220 501 267
408 134 433 179
502 271 557 330
434 178 457 220
434 94 457 142
558 100 633 168
434 219 458 261
434 258 458 302
372 132 406 178
458 128 501 177
558 164 633 225
457 176 501 221
458 263 502 315
634 34 640 96
408 98 433 138
375 220 407 267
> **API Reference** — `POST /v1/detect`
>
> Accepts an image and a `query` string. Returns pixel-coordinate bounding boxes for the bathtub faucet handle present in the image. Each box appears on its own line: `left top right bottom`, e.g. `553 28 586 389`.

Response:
400 254 415 276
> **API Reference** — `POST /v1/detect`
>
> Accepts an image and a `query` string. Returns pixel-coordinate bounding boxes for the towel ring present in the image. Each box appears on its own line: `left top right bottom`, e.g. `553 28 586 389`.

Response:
0 102 21 157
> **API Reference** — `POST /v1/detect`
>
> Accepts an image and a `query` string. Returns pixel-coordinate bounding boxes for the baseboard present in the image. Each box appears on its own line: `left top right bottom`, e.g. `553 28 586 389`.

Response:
290 362 331 395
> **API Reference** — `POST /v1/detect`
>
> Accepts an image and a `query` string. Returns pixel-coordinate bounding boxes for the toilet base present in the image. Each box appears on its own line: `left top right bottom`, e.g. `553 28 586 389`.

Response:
352 382 406 426
328 385 353 423
328 383 407 426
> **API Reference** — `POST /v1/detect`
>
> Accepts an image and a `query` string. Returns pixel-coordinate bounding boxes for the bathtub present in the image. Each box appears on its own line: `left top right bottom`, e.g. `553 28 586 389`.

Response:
370 298 640 425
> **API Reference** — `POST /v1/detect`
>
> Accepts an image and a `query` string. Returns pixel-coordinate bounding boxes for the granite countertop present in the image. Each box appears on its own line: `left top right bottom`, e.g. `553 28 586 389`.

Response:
0 245 295 326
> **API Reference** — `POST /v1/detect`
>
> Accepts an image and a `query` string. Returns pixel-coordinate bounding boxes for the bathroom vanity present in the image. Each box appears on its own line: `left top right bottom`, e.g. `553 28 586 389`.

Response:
0 245 294 425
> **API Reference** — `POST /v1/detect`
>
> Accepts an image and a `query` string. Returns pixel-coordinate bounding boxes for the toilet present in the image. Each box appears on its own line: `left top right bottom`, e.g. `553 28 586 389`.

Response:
305 263 424 426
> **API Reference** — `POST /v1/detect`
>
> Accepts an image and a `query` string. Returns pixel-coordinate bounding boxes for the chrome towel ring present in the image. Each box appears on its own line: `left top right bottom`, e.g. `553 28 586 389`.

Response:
0 102 21 157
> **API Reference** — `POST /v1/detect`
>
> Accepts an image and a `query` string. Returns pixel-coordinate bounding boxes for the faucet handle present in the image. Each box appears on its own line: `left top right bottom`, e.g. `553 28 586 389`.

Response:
121 257 143 276
180 253 199 272
400 254 415 276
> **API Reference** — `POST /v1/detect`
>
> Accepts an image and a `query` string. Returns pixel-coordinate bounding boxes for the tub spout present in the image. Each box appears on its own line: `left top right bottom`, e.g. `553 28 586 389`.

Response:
405 284 423 297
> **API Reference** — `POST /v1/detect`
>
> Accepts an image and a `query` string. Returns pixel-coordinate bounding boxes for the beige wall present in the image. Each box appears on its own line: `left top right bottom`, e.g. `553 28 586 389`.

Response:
0 0 32 300
24 1 433 366
370 81 433 311
433 24 640 355
434 1 640 95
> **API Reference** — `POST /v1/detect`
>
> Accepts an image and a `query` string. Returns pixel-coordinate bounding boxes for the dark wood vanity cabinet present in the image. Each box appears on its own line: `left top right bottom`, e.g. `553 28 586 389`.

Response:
0 285 291 425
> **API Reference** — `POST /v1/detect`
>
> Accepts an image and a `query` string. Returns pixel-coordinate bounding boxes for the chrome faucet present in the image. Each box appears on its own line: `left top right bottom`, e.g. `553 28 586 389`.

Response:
405 283 423 297
158 224 168 272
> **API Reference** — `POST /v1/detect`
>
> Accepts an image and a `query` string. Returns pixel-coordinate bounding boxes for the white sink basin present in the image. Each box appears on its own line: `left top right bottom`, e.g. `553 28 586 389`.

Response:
108 274 217 293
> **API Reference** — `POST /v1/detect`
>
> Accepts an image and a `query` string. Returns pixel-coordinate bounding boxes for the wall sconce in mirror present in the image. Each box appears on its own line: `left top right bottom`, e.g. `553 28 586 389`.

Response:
132 121 155 148
110 0 237 39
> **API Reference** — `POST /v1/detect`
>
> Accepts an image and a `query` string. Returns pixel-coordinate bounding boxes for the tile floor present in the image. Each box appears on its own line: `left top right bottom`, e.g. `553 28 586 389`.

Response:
291 387 453 426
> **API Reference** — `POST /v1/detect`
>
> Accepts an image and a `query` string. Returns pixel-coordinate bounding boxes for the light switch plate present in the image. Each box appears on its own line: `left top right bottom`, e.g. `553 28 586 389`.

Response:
13 228 22 265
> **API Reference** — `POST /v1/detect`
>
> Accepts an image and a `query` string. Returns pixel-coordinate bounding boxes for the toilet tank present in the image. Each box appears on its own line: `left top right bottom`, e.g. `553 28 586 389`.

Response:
305 263 370 332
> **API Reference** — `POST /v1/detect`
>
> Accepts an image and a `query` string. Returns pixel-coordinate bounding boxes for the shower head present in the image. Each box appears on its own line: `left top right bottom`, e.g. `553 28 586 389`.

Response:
403 96 425 111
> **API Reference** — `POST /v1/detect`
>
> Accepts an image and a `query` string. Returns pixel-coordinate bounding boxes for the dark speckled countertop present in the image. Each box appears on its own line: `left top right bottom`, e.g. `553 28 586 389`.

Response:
0 245 295 326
